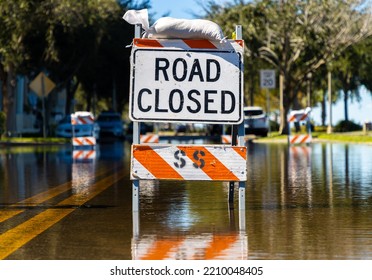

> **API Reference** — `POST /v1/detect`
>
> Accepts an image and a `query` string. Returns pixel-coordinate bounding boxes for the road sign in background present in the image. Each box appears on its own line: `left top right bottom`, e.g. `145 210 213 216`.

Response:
260 69 276 89
29 72 55 98
129 39 244 124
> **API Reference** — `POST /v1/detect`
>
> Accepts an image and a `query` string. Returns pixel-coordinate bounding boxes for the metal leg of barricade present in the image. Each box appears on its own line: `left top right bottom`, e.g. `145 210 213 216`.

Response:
132 120 141 213
237 121 246 231
132 24 142 216
228 125 238 208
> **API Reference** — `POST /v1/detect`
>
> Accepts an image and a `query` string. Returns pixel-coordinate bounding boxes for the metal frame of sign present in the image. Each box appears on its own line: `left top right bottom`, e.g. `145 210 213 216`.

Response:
130 25 247 234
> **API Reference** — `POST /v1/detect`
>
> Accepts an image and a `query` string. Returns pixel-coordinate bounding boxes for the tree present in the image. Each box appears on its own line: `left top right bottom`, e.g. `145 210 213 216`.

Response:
0 0 149 134
332 45 363 122
358 36 372 95
204 0 372 134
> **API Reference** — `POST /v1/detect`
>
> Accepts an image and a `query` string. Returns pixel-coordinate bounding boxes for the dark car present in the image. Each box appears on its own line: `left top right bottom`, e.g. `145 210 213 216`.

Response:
96 111 124 138
243 106 269 137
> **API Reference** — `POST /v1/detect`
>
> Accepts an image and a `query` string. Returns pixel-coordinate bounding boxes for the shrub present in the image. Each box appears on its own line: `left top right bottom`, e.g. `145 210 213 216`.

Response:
334 120 362 132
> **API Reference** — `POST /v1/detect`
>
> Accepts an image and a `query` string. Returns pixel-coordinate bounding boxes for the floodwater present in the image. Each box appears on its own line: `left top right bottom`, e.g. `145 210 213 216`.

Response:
1 141 372 260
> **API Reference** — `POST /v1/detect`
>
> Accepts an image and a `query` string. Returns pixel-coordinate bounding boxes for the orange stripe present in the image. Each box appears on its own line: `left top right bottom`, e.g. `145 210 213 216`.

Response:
140 239 184 260
235 40 244 48
233 146 247 160
183 39 217 49
299 135 309 143
140 135 151 143
84 150 95 159
203 235 238 260
288 115 296 122
300 114 308 121
290 135 299 144
85 137 95 145
73 150 84 159
77 116 93 124
181 146 239 181
222 136 231 143
134 38 163 48
73 138 83 146
133 145 183 180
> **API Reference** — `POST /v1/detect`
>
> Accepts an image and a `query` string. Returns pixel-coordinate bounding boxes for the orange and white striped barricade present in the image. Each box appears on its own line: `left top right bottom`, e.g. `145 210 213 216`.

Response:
72 136 96 147
140 134 159 143
70 112 96 147
289 134 312 145
288 107 312 145
131 144 246 181
288 107 311 123
71 112 94 125
221 134 236 144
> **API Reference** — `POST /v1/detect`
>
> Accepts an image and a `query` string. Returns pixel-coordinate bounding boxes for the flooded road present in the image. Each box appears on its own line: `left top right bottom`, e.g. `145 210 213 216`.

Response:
0 141 372 259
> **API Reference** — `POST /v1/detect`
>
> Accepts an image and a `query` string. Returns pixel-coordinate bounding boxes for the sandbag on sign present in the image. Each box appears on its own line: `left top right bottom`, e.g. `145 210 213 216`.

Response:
123 9 225 41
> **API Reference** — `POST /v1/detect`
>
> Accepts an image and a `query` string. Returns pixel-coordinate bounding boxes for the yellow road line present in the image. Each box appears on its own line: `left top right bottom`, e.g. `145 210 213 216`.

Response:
0 211 24 223
0 166 115 223
0 170 126 260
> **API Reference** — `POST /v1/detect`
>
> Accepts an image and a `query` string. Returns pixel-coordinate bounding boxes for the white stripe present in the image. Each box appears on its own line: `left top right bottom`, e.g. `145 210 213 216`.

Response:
206 146 246 180
159 40 190 49
131 158 156 180
152 145 210 180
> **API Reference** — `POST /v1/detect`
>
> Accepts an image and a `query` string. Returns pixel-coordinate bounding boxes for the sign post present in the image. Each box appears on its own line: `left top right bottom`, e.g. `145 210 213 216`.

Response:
29 72 56 138
260 69 276 135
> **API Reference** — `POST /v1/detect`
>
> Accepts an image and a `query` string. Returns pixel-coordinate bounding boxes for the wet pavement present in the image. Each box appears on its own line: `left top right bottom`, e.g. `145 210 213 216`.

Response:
1 141 372 259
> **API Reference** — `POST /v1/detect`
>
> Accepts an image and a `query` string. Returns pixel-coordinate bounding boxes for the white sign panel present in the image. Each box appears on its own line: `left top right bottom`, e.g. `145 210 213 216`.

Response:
129 42 243 124
260 69 276 89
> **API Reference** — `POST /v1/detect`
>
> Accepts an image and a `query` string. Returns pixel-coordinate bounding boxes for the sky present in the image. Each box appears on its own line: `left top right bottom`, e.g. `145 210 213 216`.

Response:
149 0 372 126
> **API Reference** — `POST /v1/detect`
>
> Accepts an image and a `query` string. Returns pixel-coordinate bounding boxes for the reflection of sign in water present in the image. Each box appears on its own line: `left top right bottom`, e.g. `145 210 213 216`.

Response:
132 233 248 260
73 150 96 160
288 146 312 193
131 144 247 181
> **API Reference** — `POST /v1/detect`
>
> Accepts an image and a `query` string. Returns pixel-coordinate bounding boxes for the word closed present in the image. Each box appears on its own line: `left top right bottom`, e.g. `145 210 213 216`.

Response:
130 41 243 124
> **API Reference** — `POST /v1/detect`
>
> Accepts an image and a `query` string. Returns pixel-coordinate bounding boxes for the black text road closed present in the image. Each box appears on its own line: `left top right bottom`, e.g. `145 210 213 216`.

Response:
129 41 244 124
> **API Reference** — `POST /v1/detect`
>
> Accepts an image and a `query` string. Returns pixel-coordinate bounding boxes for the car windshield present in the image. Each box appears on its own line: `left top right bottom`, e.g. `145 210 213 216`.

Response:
244 110 263 117
58 116 71 124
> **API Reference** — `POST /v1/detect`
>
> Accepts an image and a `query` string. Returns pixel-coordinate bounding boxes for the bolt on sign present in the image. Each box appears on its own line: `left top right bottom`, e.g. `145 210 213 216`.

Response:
129 39 244 124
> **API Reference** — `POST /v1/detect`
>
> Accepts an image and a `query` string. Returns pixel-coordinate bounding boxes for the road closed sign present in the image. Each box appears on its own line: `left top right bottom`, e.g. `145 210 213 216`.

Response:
129 39 244 124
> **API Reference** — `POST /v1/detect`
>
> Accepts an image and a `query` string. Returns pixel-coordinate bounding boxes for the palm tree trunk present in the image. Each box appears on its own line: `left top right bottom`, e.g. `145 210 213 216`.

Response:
343 90 349 122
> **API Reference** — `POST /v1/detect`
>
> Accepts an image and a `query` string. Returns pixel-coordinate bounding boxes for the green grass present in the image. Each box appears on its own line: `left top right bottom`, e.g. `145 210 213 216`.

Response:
315 131 372 143
259 130 372 144
0 137 69 144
